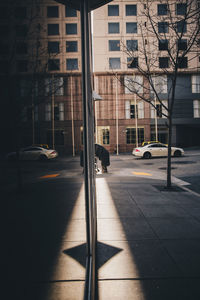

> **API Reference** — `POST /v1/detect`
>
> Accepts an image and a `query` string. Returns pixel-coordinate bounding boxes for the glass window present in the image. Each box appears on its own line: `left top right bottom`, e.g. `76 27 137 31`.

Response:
157 4 168 15
126 5 137 16
159 40 168 51
126 127 144 144
17 60 28 72
66 41 78 52
66 23 77 34
45 77 64 96
176 3 187 15
151 75 168 94
193 100 200 118
48 41 60 53
158 22 168 33
47 6 59 18
159 57 169 68
124 75 143 94
178 39 187 50
127 57 138 68
126 40 138 51
191 75 200 93
126 22 137 33
66 58 78 70
97 126 110 145
109 57 120 69
48 59 60 71
108 23 119 34
125 101 144 119
108 5 119 16
109 40 120 51
65 6 77 17
48 24 59 35
177 57 188 68
14 7 27 19
177 20 187 33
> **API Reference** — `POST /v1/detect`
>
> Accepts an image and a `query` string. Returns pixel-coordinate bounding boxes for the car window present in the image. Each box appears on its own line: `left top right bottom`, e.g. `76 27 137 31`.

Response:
24 147 41 151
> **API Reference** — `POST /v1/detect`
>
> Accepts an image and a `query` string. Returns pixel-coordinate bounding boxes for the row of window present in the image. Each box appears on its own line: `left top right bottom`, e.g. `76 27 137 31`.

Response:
109 56 188 70
0 6 77 19
108 3 188 17
108 21 187 34
23 99 200 124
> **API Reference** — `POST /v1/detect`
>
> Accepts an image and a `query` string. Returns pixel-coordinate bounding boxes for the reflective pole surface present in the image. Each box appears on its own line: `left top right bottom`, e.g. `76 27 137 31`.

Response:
80 1 97 299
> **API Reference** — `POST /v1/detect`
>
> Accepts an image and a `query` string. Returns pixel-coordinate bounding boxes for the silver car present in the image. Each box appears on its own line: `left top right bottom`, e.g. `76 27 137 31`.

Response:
6 146 58 161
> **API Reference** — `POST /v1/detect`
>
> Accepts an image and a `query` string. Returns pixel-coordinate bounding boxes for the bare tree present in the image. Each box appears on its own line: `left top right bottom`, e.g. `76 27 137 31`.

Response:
119 0 200 188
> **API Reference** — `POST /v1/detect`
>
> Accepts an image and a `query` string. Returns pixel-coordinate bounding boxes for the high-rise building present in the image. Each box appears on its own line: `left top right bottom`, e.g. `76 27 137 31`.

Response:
0 0 200 154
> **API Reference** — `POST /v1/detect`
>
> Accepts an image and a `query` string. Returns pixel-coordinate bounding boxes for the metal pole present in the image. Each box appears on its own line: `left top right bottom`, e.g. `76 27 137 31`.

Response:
134 94 138 147
71 75 75 156
52 74 55 149
80 1 96 299
115 74 119 155
32 92 35 145
94 76 98 144
154 94 158 141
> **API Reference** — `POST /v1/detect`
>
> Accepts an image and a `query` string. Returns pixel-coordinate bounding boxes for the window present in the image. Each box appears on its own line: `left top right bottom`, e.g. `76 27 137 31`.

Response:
65 6 77 17
192 75 200 93
108 23 119 34
45 77 64 96
193 100 200 118
66 23 77 34
17 60 28 72
20 79 32 97
151 100 168 118
16 42 27 54
66 58 78 70
177 57 188 68
48 59 60 71
176 3 187 15
66 41 78 52
124 75 143 94
127 57 138 68
158 22 168 33
16 24 27 37
125 5 137 16
47 6 59 18
48 24 59 35
126 40 138 51
108 5 119 16
126 22 137 33
178 39 187 50
151 75 167 94
48 41 60 53
109 58 120 69
14 7 27 19
125 101 144 119
109 40 120 51
97 126 110 145
177 20 187 33
159 57 169 68
159 40 168 51
157 4 168 15
126 127 144 144
45 103 64 121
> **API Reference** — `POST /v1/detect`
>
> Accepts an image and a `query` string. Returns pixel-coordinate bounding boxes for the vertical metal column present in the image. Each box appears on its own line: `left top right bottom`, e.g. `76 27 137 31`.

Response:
80 1 97 299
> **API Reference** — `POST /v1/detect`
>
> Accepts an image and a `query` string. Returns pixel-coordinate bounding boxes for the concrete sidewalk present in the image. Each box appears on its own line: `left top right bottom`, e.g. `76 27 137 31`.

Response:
96 178 200 299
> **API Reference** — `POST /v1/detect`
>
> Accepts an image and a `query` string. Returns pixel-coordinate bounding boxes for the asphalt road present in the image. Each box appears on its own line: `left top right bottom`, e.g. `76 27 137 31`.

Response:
1 148 200 194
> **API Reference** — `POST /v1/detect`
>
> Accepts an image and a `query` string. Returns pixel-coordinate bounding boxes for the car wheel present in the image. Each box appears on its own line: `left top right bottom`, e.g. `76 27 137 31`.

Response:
174 150 181 157
39 154 48 161
143 152 151 159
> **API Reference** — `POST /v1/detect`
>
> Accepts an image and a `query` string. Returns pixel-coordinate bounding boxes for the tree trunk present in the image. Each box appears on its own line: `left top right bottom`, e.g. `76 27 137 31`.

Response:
167 114 172 188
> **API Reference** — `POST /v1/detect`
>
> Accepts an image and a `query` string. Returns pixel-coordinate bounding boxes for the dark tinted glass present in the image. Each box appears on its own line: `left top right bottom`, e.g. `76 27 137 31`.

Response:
126 5 137 16
108 5 119 16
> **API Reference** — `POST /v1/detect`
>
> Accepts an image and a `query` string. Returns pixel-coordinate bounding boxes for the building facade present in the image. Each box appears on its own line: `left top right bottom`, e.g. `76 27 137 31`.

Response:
0 0 200 155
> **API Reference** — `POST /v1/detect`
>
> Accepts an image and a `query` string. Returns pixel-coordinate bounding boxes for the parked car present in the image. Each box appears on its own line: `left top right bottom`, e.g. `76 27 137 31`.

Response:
132 143 184 159
6 146 58 161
